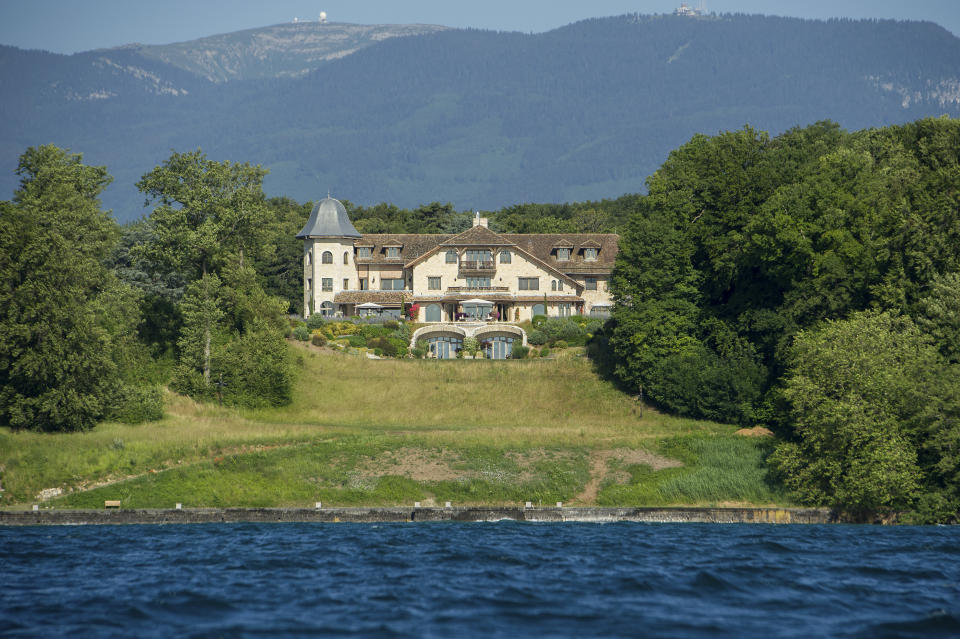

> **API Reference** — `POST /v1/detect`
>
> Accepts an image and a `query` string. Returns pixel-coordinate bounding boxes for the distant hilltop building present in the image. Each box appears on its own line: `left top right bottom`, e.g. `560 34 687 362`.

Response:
675 3 704 16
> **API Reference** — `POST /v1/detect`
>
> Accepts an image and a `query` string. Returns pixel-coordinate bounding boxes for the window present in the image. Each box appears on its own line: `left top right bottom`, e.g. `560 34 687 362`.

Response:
343 278 350 290
359 278 368 290
321 278 333 292
466 250 493 262
305 252 311 265
551 280 557 291
584 248 598 262
386 247 401 259
556 248 571 261
585 277 597 291
445 250 458 264
559 303 572 317
519 277 539 291
465 250 493 262
343 252 349 264
357 247 372 259
307 278 312 290
428 277 442 290
466 277 491 288
558 280 563 291
321 251 333 264
499 250 512 264
380 278 405 290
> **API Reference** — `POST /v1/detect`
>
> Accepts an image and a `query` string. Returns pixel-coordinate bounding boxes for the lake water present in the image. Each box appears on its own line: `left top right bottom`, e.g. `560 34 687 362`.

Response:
1 522 958 638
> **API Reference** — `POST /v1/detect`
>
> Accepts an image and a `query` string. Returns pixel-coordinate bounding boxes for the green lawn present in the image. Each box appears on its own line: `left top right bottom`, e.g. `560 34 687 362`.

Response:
0 344 786 509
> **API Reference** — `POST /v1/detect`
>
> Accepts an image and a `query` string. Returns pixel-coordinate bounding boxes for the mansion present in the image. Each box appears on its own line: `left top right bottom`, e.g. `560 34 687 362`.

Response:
298 196 618 356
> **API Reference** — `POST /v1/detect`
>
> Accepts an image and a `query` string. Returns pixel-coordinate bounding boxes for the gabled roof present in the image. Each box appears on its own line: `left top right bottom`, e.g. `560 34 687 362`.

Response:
296 196 362 238
355 234 452 265
439 224 515 246
502 234 619 273
552 239 575 248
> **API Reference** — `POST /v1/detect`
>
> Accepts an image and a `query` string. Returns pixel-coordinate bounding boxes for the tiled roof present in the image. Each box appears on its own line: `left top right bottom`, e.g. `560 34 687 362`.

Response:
439 225 514 246
503 234 618 273
350 230 619 275
354 234 452 264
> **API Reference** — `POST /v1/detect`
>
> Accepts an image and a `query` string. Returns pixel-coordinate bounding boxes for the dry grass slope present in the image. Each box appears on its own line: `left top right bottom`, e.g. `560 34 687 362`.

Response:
0 344 783 508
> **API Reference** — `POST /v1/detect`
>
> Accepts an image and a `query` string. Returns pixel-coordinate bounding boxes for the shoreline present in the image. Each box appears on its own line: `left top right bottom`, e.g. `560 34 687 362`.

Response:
0 506 836 526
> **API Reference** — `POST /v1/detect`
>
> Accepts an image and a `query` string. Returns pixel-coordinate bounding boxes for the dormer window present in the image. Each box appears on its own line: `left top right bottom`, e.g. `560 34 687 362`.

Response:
386 246 401 259
557 248 571 261
356 247 372 259
584 248 598 262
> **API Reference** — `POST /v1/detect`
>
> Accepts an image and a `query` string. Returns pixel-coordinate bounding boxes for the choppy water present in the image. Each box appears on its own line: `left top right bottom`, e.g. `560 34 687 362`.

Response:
1 522 958 638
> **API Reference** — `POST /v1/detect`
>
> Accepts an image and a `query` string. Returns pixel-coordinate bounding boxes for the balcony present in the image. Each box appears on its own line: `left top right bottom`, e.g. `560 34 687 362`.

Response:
459 260 495 271
446 286 510 293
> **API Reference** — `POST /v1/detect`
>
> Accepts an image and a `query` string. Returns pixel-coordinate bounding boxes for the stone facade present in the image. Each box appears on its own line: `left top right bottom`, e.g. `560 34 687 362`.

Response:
299 199 618 324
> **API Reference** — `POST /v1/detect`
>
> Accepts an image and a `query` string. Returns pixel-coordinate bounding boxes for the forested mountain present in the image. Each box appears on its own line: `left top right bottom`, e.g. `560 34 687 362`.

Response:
2 13 959 221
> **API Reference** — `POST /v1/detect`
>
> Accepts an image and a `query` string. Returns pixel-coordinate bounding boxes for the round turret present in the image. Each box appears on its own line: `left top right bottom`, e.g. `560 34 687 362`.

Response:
296 196 361 238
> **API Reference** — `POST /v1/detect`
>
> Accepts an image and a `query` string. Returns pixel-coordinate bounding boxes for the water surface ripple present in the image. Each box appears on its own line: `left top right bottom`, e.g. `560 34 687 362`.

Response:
1 522 958 638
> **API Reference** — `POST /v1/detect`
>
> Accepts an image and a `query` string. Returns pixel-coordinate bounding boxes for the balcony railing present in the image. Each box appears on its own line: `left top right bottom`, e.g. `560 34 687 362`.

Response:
446 286 510 293
459 260 495 270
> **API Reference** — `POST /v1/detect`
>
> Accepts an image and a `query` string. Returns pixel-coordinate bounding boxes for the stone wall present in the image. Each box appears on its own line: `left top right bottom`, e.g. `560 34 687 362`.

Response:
0 506 837 526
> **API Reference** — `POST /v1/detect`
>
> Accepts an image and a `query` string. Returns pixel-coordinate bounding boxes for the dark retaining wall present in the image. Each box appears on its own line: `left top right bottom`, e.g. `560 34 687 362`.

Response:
0 506 836 526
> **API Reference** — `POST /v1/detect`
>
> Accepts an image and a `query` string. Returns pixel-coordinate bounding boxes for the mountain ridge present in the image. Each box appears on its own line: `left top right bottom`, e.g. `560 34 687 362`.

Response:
1 13 959 220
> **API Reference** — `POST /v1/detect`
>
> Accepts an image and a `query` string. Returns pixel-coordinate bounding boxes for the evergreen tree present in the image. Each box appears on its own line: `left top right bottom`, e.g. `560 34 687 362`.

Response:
0 145 141 431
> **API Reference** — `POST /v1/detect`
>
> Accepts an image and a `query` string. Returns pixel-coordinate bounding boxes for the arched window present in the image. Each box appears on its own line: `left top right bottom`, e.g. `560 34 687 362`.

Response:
343 252 349 264
551 280 557 291
321 251 333 264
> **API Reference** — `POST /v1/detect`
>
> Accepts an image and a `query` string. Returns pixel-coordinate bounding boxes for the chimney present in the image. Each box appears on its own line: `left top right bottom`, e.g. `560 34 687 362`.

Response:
473 211 488 228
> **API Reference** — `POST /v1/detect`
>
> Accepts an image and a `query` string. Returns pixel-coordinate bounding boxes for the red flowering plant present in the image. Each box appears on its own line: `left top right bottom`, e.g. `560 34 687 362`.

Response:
407 303 420 321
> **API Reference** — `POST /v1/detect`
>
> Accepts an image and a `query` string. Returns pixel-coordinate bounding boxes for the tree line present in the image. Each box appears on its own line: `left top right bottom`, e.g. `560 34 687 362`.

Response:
603 117 960 522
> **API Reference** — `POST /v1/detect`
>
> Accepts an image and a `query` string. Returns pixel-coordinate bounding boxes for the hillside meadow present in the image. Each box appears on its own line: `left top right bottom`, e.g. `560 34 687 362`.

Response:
0 344 785 509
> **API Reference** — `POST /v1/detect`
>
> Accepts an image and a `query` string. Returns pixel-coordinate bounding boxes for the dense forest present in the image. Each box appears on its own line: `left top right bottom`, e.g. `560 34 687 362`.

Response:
2 14 960 218
2 116 959 522
603 117 960 523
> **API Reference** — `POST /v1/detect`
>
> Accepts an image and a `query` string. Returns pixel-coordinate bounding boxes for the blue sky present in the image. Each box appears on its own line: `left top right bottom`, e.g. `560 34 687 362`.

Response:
1 0 958 53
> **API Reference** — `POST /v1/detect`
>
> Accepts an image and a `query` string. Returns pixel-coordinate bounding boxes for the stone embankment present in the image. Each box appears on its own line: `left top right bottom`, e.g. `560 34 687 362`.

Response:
0 506 835 526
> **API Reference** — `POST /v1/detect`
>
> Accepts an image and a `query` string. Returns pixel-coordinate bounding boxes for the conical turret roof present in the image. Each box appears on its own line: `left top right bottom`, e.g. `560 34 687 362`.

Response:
296 196 361 238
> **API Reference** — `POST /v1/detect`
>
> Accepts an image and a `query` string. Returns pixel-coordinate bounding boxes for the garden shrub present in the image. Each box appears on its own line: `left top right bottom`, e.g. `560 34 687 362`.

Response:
306 315 326 330
384 320 399 330
512 345 529 359
107 384 164 423
311 332 326 347
539 346 551 358
368 336 398 357
292 325 310 341
531 314 547 328
391 322 412 342
346 334 367 348
527 330 547 346
552 340 568 349
411 345 427 359
388 337 408 358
